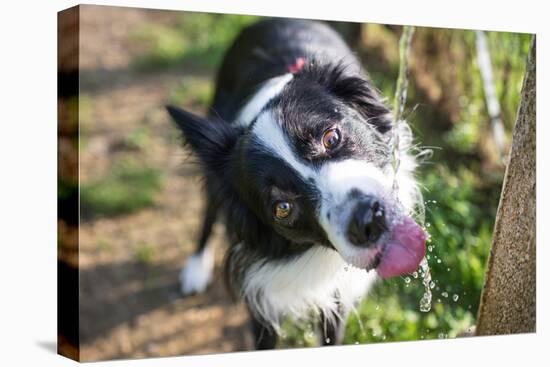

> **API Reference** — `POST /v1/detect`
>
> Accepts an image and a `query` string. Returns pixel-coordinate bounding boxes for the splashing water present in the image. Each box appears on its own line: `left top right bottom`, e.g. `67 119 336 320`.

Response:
419 257 433 312
390 25 433 315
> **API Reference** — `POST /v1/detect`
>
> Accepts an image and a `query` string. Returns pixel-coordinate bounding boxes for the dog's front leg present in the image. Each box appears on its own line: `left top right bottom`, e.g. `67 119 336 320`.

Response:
319 306 346 346
248 309 278 350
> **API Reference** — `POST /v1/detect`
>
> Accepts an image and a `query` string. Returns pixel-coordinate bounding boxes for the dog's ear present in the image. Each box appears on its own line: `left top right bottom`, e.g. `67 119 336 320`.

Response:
166 105 238 173
331 75 393 133
328 71 393 134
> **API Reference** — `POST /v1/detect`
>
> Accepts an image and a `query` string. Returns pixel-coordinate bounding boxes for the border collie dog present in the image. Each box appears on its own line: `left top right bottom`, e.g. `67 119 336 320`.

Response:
167 18 426 349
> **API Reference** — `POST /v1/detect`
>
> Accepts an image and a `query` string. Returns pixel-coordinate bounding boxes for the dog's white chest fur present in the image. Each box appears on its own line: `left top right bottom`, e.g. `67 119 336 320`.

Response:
242 246 378 329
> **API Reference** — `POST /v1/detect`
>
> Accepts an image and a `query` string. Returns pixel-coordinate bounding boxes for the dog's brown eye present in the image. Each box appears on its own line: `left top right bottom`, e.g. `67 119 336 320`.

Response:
322 128 341 150
274 201 292 219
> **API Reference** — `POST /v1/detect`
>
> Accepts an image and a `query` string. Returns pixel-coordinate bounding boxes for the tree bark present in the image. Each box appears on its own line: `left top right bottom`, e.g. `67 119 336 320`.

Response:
476 36 536 335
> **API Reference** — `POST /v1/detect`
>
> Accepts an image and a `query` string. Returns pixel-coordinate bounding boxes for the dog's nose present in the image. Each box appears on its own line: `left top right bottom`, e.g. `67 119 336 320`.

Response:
347 196 386 246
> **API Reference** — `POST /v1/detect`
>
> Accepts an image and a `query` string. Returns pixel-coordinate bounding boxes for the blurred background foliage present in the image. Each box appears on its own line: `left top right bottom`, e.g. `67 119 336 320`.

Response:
131 13 258 69
81 157 162 218
80 12 531 348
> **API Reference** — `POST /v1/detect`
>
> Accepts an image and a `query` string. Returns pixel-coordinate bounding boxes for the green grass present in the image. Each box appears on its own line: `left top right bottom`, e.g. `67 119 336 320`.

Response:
134 243 156 265
132 13 258 70
169 77 213 109
123 127 151 151
97 239 113 253
81 159 162 218
279 319 319 348
132 24 189 68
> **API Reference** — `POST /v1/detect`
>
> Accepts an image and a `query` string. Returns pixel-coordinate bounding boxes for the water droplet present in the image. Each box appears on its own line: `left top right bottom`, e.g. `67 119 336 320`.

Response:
438 333 445 339
429 281 435 289
419 258 433 312
426 255 431 260
453 294 459 302
404 277 411 284
325 338 331 343
447 267 451 272
428 245 433 252
426 223 431 228
412 271 418 278
442 292 449 298
437 298 441 303
419 293 432 312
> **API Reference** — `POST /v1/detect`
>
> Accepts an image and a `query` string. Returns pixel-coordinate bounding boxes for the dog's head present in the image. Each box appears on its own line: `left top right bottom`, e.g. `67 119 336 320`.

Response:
168 63 425 278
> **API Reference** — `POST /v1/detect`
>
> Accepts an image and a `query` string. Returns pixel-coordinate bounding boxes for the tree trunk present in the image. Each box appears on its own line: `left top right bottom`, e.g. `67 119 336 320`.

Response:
476 36 536 335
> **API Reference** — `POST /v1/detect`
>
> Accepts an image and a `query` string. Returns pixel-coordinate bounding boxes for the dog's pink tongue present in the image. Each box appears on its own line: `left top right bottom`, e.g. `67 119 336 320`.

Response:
376 217 427 279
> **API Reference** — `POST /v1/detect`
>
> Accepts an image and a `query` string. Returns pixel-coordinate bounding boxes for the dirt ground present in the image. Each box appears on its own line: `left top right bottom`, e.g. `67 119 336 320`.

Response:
77 6 252 361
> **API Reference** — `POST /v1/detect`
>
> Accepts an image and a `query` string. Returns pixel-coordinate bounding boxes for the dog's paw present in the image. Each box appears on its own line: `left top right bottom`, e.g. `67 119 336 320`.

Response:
179 248 214 296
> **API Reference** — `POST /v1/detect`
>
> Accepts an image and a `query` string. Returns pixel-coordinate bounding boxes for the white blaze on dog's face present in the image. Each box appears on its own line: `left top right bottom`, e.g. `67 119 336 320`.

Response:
316 159 396 269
